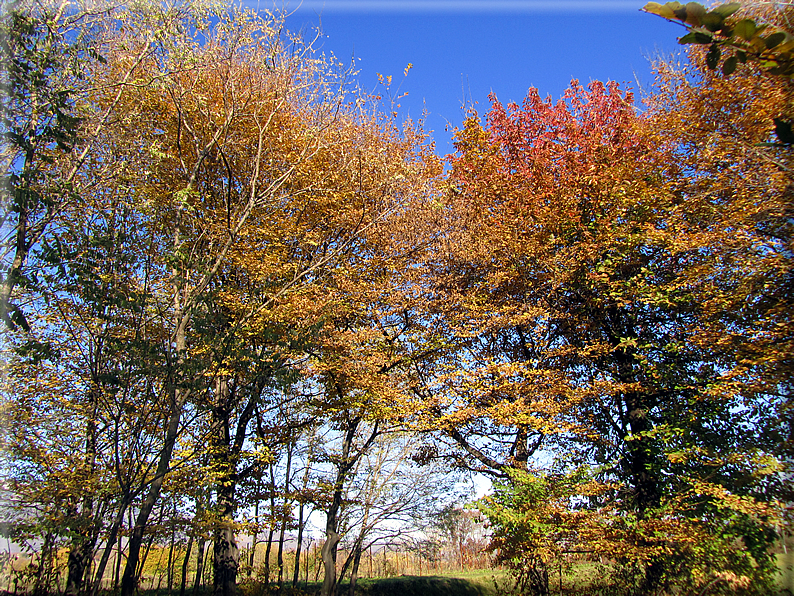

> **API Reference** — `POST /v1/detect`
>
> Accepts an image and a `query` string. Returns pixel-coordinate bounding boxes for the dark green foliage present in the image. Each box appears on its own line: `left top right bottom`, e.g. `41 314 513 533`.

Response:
644 1 794 77
775 118 794 145
0 1 99 330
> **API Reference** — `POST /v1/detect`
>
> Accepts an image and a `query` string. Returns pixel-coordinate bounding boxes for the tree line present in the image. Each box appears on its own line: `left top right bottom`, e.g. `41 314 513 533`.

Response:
1 1 791 596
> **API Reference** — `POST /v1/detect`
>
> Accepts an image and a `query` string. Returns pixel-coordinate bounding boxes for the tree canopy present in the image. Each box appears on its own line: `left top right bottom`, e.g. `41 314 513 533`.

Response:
1 2 791 596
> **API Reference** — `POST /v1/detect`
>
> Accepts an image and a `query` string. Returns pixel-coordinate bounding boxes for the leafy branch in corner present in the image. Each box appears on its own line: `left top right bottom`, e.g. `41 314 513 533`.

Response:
643 2 794 77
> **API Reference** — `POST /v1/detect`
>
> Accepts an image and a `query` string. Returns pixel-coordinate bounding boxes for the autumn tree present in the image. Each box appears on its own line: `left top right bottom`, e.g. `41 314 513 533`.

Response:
1 0 87 331
644 0 793 460
179 46 436 596
1 4 208 595
89 8 425 594
0 0 166 333
3 196 170 595
644 0 794 574
307 309 405 596
429 66 789 593
333 432 458 595
303 241 431 596
3 4 437 596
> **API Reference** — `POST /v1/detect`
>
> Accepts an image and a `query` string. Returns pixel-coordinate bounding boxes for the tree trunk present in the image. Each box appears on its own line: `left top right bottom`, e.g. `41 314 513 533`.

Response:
320 529 341 596
263 527 274 586
212 378 239 596
614 325 662 592
193 536 206 596
122 213 192 596
292 502 305 588
120 390 187 596
320 414 380 596
192 494 207 596
276 522 286 587
277 444 292 587
263 461 277 586
338 536 361 588
65 533 94 596
179 534 194 596
65 388 99 596
321 419 359 596
293 434 316 588
248 487 259 578
213 500 239 596
0 198 30 330
116 510 132 590
139 504 168 591
625 391 659 514
167 514 177 594
33 533 53 596
92 501 129 596
347 545 363 596
627 390 663 592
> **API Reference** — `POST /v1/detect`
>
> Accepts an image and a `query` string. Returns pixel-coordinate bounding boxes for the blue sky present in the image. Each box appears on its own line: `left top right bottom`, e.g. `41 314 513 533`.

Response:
249 0 684 153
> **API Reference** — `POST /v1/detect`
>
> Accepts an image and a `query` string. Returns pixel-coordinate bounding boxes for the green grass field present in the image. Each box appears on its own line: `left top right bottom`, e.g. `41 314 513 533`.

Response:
5 552 791 596
238 571 502 596
230 554 794 596
236 570 503 596
778 551 794 596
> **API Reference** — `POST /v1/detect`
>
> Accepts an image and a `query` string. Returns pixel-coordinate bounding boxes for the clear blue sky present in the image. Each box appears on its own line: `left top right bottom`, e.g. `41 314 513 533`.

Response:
248 0 684 153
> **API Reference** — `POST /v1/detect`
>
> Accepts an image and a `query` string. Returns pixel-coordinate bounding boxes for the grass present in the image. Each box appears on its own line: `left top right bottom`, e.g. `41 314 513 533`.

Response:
354 575 496 596
777 551 794 595
238 571 502 596
234 565 616 596
6 554 791 596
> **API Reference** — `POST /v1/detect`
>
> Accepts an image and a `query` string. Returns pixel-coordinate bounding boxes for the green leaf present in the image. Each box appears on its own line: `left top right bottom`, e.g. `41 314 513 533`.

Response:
701 12 725 32
734 19 757 41
679 30 713 44
706 44 721 69
751 36 767 51
644 1 678 19
643 2 664 15
672 2 689 21
694 30 714 43
777 39 794 53
684 2 707 26
765 32 786 49
722 55 738 75
712 2 741 19
10 308 30 332
679 32 697 44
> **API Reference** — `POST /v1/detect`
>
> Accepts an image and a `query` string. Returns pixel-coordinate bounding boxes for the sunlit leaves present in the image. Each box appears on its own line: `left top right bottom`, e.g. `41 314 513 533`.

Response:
644 1 740 27
440 32 792 586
